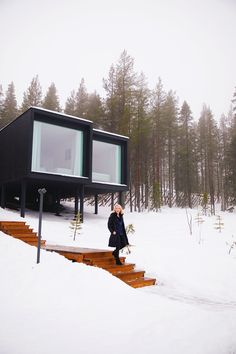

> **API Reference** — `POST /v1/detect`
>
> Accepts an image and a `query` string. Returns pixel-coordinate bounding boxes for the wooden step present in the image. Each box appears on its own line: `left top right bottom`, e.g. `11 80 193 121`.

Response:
115 270 145 282
9 235 38 242
86 256 126 267
13 237 46 246
4 228 34 235
127 277 156 288
7 232 38 238
27 240 46 246
1 224 30 230
82 251 113 259
105 263 135 274
0 221 26 227
10 235 45 246
56 251 84 263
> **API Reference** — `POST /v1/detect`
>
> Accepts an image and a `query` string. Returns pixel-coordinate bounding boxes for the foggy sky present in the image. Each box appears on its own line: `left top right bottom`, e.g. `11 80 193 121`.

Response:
0 0 235 120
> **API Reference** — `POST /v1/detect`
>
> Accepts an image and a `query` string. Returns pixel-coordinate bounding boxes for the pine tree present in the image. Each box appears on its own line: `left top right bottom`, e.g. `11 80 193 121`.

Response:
197 105 218 214
103 51 139 211
115 50 137 136
175 101 197 207
218 112 232 210
42 82 61 112
162 91 178 207
74 78 88 119
64 89 76 116
86 91 105 128
150 78 166 209
227 111 236 203
103 50 137 136
0 82 18 128
227 90 236 204
131 72 151 211
20 75 42 112
103 64 117 132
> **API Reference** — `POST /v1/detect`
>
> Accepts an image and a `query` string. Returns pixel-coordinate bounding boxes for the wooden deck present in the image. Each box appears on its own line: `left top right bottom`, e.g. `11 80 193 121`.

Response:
0 221 156 288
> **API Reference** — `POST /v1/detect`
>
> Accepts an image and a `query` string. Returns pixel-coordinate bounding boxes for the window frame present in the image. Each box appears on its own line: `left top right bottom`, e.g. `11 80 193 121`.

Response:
31 119 86 179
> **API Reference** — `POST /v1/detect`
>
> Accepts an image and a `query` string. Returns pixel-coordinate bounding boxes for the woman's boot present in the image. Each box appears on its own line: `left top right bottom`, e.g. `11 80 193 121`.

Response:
112 249 122 265
115 258 122 265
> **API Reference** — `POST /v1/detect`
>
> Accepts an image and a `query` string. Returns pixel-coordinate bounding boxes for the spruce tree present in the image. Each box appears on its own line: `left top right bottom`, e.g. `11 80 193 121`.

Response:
64 89 76 116
42 82 61 112
74 78 88 118
197 105 218 214
115 50 137 136
162 91 178 207
226 90 236 205
20 75 42 112
218 112 232 210
69 212 82 241
103 64 117 132
175 101 197 207
131 72 150 211
103 50 139 211
103 50 137 136
150 78 166 209
0 82 18 128
86 91 105 128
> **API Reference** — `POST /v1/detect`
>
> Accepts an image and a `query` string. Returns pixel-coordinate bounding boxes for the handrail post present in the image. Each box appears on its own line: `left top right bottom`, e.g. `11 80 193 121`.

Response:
37 188 47 264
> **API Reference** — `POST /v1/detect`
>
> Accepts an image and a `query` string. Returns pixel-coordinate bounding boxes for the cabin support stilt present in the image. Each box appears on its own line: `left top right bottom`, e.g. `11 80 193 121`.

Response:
20 180 26 218
94 194 98 214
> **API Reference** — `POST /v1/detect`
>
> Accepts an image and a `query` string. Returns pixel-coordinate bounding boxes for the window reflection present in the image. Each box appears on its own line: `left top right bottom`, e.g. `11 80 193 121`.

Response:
92 140 121 184
31 121 84 177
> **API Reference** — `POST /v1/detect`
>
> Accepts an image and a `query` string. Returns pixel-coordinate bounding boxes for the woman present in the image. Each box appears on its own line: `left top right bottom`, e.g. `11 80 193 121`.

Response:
108 204 129 265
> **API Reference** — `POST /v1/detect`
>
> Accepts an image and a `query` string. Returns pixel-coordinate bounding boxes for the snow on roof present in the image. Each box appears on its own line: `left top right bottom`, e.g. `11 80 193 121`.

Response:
93 128 129 139
30 106 93 124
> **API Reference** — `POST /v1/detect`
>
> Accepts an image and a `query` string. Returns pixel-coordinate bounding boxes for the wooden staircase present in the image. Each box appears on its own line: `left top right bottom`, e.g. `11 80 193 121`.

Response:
0 221 46 247
46 245 157 289
0 221 156 288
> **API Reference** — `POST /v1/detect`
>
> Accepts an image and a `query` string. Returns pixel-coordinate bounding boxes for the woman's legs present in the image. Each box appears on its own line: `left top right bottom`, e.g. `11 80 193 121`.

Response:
112 247 122 265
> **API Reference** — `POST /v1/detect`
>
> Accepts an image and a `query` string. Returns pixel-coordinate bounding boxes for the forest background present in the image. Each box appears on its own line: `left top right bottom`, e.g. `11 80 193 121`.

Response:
1 50 236 213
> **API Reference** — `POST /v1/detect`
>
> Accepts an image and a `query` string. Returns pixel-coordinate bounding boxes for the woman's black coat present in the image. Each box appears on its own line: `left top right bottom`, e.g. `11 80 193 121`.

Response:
107 212 129 249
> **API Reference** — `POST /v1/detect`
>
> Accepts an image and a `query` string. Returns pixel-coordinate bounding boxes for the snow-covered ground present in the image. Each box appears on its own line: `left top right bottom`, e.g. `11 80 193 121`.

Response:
0 203 236 354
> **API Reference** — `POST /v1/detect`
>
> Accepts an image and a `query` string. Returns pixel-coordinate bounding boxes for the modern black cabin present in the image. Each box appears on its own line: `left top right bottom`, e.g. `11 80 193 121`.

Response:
0 107 129 219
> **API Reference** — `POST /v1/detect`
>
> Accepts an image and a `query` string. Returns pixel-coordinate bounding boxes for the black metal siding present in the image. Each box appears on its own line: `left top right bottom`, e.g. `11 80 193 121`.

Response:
0 110 32 183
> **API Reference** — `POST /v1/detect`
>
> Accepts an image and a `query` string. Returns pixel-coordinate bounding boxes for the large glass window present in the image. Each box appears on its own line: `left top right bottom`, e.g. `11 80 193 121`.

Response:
31 121 84 177
92 140 121 184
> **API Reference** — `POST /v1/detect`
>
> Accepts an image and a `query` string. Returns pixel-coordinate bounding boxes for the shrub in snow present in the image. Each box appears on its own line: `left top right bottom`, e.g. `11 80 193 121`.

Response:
226 235 236 254
214 215 224 233
185 209 193 235
125 223 135 235
69 212 82 241
201 192 212 216
195 213 205 244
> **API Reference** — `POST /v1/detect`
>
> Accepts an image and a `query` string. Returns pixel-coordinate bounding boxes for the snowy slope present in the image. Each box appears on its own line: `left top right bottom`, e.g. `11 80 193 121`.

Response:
0 205 236 354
